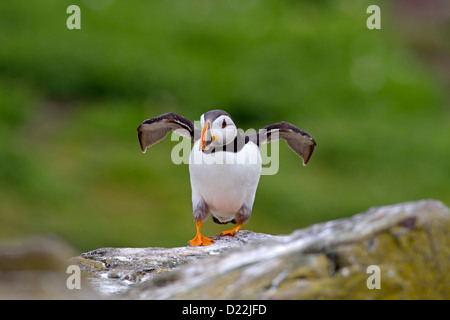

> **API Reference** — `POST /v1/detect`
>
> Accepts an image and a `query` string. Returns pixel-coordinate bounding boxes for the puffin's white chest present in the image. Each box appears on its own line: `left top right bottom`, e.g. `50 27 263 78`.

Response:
189 140 262 217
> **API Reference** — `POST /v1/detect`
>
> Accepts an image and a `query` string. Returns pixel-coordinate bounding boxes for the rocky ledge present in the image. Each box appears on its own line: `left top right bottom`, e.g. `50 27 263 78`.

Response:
72 199 450 299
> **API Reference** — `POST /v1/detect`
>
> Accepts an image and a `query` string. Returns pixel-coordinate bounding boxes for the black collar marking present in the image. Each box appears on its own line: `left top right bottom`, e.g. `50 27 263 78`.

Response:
202 132 260 154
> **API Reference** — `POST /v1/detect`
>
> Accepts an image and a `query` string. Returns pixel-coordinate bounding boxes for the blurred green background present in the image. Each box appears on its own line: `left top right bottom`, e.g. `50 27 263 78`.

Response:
0 0 449 252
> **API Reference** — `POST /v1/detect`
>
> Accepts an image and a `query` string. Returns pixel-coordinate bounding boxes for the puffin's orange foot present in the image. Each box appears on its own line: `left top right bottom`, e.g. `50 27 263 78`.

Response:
217 222 243 237
217 229 238 237
188 234 215 246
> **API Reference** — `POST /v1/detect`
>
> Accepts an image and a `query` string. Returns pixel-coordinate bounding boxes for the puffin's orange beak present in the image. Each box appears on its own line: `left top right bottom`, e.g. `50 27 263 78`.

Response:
200 120 211 151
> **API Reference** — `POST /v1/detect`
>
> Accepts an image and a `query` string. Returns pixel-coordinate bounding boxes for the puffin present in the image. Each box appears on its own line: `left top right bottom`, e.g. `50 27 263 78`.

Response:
137 110 316 246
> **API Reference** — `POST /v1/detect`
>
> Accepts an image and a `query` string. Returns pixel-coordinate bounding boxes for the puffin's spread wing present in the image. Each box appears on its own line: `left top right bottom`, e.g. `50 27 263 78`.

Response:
254 121 316 166
137 112 197 153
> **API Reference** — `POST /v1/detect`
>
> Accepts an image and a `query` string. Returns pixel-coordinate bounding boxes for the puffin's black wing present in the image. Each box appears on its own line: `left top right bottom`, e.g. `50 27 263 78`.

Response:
137 112 198 153
248 121 316 166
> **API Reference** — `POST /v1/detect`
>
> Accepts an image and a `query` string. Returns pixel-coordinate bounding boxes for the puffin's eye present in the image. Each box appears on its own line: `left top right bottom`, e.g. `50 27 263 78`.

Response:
222 119 227 128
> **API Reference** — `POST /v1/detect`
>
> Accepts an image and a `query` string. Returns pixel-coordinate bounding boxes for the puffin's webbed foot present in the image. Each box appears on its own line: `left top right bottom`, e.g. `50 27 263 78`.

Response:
217 229 237 237
188 233 214 246
188 220 215 246
217 222 243 237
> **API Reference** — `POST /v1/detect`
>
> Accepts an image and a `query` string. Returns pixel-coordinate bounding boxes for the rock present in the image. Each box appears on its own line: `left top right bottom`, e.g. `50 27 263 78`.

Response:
72 231 277 296
74 199 450 299
0 236 99 299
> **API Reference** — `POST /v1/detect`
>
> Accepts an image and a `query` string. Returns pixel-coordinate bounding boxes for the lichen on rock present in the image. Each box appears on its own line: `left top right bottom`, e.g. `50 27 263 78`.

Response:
73 199 450 299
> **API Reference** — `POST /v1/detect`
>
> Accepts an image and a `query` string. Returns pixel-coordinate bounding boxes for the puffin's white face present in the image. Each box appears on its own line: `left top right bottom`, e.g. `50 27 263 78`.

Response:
200 114 237 151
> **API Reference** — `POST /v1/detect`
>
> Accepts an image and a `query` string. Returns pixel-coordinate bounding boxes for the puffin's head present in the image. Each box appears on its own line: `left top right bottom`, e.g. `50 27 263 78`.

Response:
200 110 237 151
